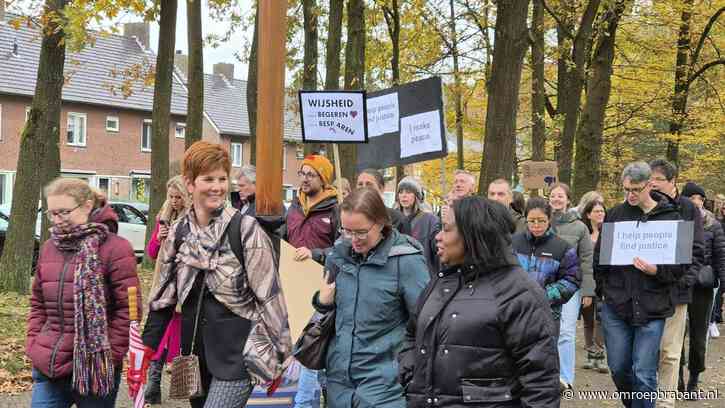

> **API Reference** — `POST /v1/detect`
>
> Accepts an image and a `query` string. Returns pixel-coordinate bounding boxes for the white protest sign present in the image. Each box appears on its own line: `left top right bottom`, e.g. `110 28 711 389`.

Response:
366 92 399 137
400 109 443 159
604 221 685 265
299 91 368 143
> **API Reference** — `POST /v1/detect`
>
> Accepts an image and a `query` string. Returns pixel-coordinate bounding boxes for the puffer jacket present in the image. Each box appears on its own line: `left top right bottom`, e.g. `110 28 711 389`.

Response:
593 192 685 325
552 210 594 297
702 209 725 286
399 256 560 408
512 229 580 320
26 205 140 379
313 230 430 408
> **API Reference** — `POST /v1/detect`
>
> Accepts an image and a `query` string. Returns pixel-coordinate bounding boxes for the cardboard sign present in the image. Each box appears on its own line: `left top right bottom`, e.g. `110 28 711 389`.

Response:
299 90 368 143
357 77 447 170
520 161 558 189
598 220 694 266
279 240 324 341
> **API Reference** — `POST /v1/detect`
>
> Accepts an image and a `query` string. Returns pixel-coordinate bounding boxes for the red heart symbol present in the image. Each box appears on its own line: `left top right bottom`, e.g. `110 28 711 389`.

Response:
350 111 358 118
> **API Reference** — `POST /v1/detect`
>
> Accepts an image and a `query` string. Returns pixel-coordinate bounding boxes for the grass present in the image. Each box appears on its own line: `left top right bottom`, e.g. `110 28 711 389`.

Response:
0 267 154 395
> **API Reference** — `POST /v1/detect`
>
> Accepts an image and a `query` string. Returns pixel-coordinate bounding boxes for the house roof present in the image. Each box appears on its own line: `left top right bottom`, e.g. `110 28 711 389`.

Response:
0 14 188 115
202 74 302 141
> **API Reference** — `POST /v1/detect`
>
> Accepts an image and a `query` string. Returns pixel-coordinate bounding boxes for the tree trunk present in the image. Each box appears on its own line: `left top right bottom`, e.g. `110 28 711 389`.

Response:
667 0 693 165
340 0 365 182
323 0 344 162
449 0 465 170
0 0 67 293
144 0 177 268
382 0 404 185
247 5 259 165
531 0 546 161
477 0 530 192
556 0 601 185
185 0 204 148
303 0 320 156
573 1 626 201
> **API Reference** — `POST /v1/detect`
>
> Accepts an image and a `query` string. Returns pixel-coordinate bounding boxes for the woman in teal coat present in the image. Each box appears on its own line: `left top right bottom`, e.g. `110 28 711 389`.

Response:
313 187 430 408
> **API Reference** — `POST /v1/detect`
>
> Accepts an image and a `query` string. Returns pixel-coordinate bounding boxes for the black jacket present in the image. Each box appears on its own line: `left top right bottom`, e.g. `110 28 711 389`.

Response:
399 256 560 408
671 193 705 304
593 193 685 325
389 207 412 236
703 210 725 286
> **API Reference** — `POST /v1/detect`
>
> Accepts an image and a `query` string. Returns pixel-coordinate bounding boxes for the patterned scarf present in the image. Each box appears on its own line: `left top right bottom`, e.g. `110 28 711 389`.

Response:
51 223 114 396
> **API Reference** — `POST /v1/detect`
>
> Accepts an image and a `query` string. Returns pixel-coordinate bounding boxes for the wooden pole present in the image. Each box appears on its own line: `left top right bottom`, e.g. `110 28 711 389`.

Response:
255 0 288 216
128 287 138 322
333 144 343 203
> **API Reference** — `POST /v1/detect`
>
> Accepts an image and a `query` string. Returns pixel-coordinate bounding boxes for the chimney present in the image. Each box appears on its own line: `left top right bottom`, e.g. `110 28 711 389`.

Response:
174 50 188 80
213 63 234 80
123 22 150 50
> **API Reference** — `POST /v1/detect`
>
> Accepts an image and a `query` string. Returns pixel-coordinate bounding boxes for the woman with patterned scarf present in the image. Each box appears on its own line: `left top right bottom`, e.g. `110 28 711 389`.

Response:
144 175 191 404
26 178 140 407
142 141 293 408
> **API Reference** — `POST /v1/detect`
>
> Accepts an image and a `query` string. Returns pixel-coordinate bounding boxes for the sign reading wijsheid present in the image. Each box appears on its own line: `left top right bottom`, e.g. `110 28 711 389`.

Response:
299 90 368 143
599 220 694 266
357 77 447 170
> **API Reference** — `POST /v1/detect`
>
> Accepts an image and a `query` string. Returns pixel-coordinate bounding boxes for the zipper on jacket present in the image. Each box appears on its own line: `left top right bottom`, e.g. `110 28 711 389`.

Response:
49 258 70 377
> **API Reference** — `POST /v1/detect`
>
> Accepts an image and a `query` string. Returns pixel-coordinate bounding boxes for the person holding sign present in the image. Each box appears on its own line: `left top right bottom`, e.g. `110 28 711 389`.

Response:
593 162 685 408
649 159 704 408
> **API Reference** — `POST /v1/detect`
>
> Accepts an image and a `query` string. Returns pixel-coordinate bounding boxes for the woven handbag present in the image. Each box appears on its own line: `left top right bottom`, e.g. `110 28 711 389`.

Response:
168 281 206 400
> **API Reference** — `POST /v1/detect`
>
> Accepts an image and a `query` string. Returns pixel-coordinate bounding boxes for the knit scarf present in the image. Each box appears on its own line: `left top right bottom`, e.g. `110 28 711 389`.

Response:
51 223 114 396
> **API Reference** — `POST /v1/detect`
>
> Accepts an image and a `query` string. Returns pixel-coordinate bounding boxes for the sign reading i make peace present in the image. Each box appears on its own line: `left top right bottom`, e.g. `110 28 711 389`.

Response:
299 90 369 143
598 220 694 266
357 76 447 170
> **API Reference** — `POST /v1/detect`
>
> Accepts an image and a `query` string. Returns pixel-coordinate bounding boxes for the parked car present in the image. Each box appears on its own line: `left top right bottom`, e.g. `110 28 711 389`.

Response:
109 202 147 262
0 210 40 273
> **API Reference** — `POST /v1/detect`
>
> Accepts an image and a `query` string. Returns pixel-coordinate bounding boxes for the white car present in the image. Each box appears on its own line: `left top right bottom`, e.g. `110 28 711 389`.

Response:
109 202 148 262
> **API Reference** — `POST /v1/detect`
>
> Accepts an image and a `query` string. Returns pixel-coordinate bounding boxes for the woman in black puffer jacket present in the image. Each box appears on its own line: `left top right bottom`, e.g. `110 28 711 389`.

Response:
399 197 560 408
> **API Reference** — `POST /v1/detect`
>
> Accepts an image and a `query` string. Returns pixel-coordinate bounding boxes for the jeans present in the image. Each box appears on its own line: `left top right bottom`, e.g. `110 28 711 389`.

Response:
31 367 121 408
294 366 321 408
600 302 664 408
558 290 581 385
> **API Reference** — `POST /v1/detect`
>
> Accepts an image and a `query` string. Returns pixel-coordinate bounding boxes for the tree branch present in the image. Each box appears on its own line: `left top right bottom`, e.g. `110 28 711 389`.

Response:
541 0 575 40
687 59 725 87
691 6 725 69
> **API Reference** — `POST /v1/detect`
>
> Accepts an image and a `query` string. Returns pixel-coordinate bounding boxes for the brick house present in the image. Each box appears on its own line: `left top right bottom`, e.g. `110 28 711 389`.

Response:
0 12 304 208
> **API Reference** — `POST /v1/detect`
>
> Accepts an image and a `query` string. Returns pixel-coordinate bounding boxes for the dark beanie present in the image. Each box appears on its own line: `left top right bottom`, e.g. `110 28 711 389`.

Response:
681 182 706 199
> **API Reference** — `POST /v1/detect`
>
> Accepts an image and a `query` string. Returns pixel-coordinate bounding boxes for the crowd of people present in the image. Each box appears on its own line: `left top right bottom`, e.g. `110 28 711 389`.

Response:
22 139 725 408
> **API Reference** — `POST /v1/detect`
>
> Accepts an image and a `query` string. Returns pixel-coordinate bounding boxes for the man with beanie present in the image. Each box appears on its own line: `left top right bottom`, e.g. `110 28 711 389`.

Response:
284 154 340 408
649 159 704 408
679 182 725 397
395 176 440 276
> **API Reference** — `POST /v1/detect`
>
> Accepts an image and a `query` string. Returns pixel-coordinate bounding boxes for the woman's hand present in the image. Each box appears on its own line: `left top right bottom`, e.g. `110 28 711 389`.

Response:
319 270 336 306
295 247 313 261
633 257 657 276
158 224 169 241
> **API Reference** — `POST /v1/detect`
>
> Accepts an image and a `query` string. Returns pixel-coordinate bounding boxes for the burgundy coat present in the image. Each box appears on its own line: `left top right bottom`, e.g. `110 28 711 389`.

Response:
25 205 140 379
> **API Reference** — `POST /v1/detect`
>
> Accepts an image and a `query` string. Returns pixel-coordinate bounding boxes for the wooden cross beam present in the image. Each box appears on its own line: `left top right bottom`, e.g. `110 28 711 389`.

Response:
255 1 288 216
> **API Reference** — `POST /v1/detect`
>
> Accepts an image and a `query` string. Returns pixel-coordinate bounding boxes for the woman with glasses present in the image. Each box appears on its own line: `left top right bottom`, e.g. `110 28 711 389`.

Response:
400 197 560 407
27 178 140 407
313 187 429 408
512 197 581 344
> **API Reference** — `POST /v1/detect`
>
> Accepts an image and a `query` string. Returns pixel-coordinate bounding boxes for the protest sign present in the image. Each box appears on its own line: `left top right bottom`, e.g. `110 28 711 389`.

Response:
299 90 368 143
520 161 558 189
357 77 447 170
599 220 694 266
279 240 323 341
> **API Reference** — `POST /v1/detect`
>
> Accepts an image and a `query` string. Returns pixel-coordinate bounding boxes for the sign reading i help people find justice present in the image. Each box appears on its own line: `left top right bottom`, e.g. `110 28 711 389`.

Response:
299 90 369 143
598 220 694 266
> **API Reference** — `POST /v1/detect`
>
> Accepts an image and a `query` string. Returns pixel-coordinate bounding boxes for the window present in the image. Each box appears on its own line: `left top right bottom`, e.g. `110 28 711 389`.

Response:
282 145 287 171
175 123 186 139
142 119 152 152
231 143 242 167
67 112 87 146
0 104 3 141
98 177 110 198
106 116 120 132
112 204 147 225
295 145 304 160
0 173 11 207
131 177 151 202
25 106 30 122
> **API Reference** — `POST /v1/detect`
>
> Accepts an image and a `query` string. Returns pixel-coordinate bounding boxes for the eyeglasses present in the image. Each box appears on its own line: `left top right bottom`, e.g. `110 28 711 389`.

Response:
339 224 377 240
623 185 647 194
526 219 549 225
45 204 81 221
297 171 319 180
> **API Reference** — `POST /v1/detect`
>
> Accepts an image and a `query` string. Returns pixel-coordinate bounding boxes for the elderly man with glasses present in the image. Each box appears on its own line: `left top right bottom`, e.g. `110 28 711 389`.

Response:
593 162 686 408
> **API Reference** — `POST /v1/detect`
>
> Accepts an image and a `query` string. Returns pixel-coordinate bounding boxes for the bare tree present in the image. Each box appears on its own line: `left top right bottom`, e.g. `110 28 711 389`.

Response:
303 0 320 156
247 5 259 165
185 0 204 148
340 0 365 182
531 0 546 161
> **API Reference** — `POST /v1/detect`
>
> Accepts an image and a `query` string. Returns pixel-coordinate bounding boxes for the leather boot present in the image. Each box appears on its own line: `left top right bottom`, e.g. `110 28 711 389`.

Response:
144 359 164 404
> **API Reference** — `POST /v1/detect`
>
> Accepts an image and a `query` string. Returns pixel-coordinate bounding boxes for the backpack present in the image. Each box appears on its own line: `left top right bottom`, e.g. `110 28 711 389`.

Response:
173 211 245 267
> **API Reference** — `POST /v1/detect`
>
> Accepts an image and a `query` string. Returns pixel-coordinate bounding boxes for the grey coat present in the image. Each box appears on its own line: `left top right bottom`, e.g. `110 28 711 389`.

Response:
316 230 430 408
552 210 594 297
